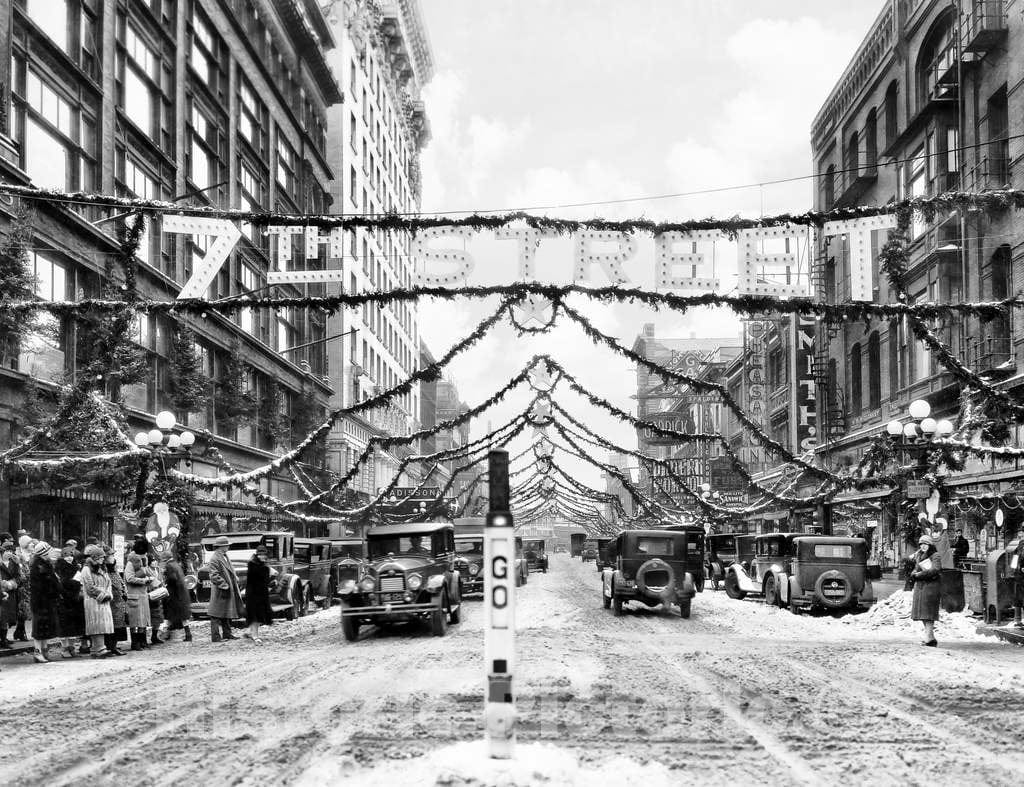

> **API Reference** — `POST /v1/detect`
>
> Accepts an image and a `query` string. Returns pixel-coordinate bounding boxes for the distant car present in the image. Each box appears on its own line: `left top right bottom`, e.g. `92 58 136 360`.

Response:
338 522 462 640
595 537 614 572
705 533 755 591
329 538 367 599
724 533 800 602
523 539 548 573
581 540 598 562
293 537 342 609
602 529 703 618
514 536 529 586
783 537 876 613
454 533 485 596
193 531 308 620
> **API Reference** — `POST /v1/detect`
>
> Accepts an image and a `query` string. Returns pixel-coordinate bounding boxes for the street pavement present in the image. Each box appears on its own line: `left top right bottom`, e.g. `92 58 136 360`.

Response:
2 554 1020 785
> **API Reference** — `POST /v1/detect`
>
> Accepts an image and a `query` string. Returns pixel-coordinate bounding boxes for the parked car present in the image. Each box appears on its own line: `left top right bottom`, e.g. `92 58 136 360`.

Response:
581 539 599 562
705 533 756 590
723 533 801 602
293 537 342 609
595 538 614 572
514 536 529 586
193 531 308 620
338 522 462 641
570 533 585 557
779 537 876 613
454 533 485 596
329 538 367 599
601 529 703 618
523 539 548 573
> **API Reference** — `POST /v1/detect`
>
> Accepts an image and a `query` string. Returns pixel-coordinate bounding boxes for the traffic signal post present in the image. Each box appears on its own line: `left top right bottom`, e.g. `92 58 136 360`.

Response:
484 449 516 759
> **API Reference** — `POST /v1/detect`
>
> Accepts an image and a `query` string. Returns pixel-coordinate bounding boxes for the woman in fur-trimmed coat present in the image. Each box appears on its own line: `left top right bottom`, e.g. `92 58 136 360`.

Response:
28 544 62 662
124 551 154 650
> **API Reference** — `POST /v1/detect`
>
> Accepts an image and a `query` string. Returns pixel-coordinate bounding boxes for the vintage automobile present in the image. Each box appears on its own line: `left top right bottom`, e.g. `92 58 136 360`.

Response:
329 537 367 600
553 543 568 554
778 537 876 612
514 536 529 586
595 538 614 572
570 533 585 557
294 537 343 609
601 529 703 618
723 532 800 602
193 531 308 620
523 538 549 573
705 533 756 590
453 532 485 596
338 522 462 641
581 539 599 562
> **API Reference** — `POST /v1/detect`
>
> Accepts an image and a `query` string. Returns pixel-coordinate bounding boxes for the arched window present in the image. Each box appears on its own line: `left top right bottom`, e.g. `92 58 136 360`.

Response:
916 12 956 108
884 81 898 146
847 130 860 173
823 164 835 210
849 342 862 415
867 331 881 410
990 245 1013 344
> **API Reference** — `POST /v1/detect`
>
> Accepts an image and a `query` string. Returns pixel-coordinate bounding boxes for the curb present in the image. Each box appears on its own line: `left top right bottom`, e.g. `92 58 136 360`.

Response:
0 642 35 659
975 624 1024 645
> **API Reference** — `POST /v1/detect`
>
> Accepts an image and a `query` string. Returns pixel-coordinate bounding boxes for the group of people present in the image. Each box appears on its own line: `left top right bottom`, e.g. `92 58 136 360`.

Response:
0 531 193 664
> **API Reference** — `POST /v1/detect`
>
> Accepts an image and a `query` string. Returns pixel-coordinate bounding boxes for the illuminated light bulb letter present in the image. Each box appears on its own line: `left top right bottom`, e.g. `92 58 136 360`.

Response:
413 227 476 285
736 225 809 298
654 231 721 291
494 226 559 279
821 215 897 302
573 231 637 285
264 225 347 286
167 216 242 300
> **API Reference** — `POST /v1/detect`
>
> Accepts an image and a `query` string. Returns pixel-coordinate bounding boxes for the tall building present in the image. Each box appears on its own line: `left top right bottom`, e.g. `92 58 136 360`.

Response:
0 0 342 542
811 0 1024 559
321 0 432 500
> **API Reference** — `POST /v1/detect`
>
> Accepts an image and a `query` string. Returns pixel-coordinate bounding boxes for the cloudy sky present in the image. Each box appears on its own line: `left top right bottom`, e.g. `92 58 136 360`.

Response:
413 1 882 494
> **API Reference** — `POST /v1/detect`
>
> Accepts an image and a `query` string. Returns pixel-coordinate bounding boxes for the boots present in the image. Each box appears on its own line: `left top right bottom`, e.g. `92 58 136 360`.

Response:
220 620 237 640
210 621 223 642
139 629 151 649
150 629 162 646
106 634 126 656
183 626 193 643
130 630 143 651
14 618 28 641
32 647 50 664
1014 606 1024 629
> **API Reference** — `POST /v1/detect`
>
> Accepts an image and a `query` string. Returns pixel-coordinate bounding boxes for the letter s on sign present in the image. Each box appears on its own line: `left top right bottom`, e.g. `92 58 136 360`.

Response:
493 556 508 580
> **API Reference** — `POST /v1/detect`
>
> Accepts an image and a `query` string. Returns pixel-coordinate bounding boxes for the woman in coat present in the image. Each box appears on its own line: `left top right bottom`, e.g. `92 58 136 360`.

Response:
28 542 62 663
161 551 193 643
124 543 154 651
80 545 114 658
0 543 21 648
54 546 86 658
103 546 128 655
910 533 941 646
244 546 273 644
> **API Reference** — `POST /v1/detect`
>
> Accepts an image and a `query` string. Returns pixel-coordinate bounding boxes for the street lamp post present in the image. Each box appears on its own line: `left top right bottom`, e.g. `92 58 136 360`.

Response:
133 411 196 540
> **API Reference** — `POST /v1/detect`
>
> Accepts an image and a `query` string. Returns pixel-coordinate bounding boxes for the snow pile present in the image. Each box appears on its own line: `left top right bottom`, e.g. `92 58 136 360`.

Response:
846 590 984 640
296 741 676 786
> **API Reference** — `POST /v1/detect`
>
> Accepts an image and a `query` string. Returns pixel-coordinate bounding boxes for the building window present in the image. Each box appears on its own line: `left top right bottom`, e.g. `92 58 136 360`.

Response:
187 98 226 201
849 342 862 415
190 6 226 99
118 22 162 140
887 328 900 397
987 86 1009 185
276 135 297 201
238 75 267 156
884 81 898 146
238 159 265 241
118 153 158 265
906 147 927 239
867 331 881 410
23 0 70 53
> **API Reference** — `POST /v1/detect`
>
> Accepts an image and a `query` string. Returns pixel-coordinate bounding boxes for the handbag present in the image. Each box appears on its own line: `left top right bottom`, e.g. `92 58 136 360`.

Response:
148 586 169 602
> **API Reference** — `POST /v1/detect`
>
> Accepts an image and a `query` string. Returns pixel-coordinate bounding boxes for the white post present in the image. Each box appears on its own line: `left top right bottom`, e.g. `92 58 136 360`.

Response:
484 510 516 758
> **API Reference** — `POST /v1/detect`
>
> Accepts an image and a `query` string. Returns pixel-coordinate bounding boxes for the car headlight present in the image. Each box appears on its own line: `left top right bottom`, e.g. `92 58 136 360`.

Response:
469 564 480 576
407 573 423 591
339 580 357 595
359 577 376 592
426 574 445 591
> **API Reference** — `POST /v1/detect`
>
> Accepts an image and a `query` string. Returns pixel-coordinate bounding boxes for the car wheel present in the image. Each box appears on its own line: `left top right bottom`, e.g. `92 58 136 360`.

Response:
431 594 449 637
602 584 611 609
299 584 311 617
449 584 462 625
679 599 691 619
790 604 803 616
322 581 336 610
724 572 746 600
764 576 782 607
612 592 624 617
341 608 360 642
284 581 300 620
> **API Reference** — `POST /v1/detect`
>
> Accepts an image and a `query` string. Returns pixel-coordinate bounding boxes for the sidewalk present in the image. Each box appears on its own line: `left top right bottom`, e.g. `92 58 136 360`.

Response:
976 622 1024 645
0 640 35 659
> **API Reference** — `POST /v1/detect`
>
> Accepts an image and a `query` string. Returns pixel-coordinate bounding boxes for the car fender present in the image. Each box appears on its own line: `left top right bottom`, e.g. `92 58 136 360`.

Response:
274 572 301 603
678 572 696 599
787 575 802 603
771 568 790 603
728 561 758 592
860 577 875 604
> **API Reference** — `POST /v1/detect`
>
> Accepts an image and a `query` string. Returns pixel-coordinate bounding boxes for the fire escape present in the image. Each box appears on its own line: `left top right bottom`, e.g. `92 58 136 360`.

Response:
810 236 846 467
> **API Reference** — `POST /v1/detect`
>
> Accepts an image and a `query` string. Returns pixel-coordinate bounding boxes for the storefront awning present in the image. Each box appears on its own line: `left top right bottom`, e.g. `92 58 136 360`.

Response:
829 488 895 505
9 486 124 504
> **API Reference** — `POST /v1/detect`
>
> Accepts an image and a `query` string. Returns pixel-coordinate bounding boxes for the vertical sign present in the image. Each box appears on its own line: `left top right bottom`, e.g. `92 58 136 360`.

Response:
790 315 818 452
742 320 768 469
484 450 515 759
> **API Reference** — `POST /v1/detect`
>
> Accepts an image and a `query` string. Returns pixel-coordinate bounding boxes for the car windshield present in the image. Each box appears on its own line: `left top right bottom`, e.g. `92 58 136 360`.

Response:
524 540 544 551
714 536 735 551
333 543 364 559
368 535 434 558
455 539 483 554
633 537 673 556
202 540 263 561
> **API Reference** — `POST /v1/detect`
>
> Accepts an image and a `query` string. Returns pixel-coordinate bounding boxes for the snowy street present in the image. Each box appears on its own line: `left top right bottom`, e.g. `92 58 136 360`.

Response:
2 554 1020 786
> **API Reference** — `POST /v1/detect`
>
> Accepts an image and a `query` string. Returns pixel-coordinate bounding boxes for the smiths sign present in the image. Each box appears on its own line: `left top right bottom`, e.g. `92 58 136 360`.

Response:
640 412 696 445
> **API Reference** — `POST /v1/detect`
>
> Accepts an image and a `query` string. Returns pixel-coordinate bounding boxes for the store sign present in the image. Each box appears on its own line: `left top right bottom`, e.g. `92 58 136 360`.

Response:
391 486 441 499
640 412 696 446
790 315 818 452
742 320 768 468
905 480 931 499
651 457 703 493
708 456 745 491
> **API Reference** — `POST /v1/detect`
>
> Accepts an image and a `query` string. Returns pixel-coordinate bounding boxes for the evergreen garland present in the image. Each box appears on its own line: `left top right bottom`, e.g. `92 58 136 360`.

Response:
0 205 53 368
214 341 258 428
258 380 290 447
168 325 210 414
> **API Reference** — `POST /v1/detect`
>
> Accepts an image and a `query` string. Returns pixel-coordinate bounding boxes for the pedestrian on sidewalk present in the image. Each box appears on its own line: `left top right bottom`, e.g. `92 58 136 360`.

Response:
161 549 193 643
244 546 273 644
80 546 114 658
28 542 62 663
124 541 154 651
1012 527 1024 629
207 536 242 642
147 540 167 647
910 534 941 647
103 546 129 654
55 546 87 658
13 535 33 642
0 540 21 648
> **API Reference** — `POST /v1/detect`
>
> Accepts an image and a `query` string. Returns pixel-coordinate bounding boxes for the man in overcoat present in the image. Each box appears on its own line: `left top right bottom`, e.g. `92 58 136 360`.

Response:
207 535 242 642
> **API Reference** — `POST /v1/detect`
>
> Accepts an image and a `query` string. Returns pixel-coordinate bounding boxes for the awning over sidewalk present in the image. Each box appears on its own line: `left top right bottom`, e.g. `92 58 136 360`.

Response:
829 488 896 506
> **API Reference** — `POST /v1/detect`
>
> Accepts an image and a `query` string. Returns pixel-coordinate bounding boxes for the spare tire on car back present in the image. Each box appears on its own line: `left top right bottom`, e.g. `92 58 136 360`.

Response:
635 558 676 599
815 570 854 609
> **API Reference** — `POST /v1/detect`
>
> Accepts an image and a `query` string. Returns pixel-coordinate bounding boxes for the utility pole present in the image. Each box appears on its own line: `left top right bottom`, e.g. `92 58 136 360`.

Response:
484 449 515 758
